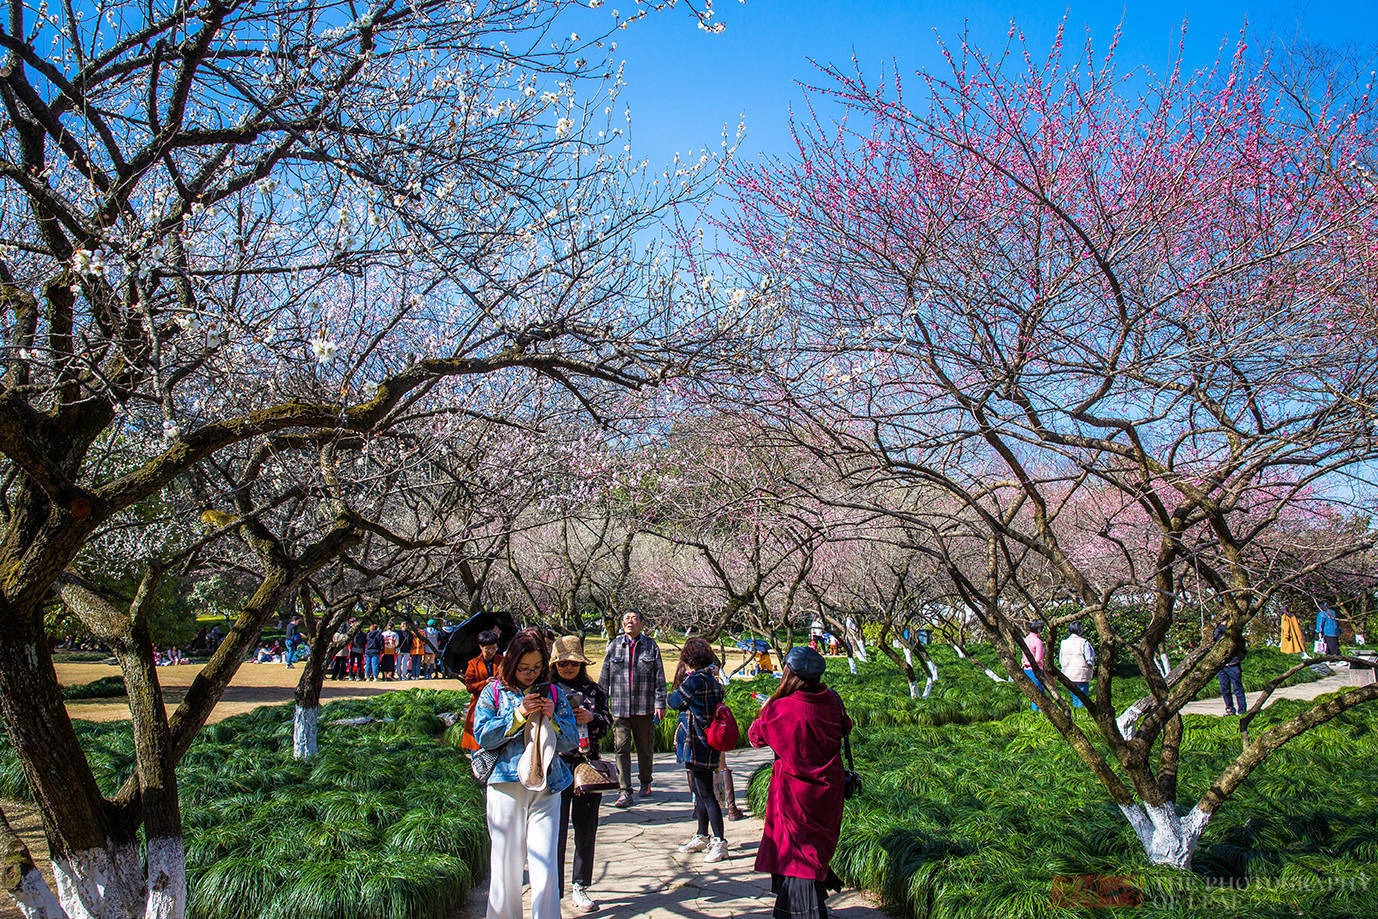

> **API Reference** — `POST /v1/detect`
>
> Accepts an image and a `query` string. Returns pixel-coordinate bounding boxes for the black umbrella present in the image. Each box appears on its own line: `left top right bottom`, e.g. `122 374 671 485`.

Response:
441 610 519 676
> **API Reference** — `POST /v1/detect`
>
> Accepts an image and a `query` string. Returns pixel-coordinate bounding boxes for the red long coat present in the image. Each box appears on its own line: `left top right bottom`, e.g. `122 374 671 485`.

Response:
460 653 503 751
748 685 852 880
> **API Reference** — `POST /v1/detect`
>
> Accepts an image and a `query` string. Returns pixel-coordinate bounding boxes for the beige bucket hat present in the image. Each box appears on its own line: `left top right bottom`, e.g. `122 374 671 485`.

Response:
550 635 592 665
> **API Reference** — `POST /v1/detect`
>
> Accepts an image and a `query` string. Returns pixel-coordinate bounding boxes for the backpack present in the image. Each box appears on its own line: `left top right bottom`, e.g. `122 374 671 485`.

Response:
704 702 739 751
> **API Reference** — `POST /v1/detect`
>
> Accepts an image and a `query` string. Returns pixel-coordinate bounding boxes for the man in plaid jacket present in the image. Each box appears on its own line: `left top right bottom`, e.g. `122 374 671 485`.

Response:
599 610 667 808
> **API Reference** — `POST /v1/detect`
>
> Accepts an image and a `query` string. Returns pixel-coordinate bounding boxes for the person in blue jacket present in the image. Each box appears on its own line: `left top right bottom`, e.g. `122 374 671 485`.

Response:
1316 604 1342 656
473 628 578 919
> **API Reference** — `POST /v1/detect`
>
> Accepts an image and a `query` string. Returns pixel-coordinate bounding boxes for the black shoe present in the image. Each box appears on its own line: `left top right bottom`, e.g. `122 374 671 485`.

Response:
639 784 653 798
612 792 633 808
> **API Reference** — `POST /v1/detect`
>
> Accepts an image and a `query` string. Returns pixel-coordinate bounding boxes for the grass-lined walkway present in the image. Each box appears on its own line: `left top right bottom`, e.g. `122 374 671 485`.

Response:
1179 668 1358 716
455 746 886 919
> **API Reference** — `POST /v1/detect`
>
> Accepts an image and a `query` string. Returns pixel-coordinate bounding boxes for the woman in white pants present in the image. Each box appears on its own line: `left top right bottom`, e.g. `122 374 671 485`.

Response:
473 628 578 919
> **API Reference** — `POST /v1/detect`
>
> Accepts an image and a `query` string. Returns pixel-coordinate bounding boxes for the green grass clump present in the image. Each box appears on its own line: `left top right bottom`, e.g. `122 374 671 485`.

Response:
747 687 1378 919
181 691 485 919
52 650 114 663
0 689 485 919
61 675 128 700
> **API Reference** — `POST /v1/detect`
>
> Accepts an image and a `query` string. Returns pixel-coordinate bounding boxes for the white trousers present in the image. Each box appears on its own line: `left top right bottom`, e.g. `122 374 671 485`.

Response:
485 782 562 919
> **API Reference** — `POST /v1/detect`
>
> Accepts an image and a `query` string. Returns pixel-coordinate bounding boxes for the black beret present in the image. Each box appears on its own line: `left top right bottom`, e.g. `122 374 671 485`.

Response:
785 646 826 678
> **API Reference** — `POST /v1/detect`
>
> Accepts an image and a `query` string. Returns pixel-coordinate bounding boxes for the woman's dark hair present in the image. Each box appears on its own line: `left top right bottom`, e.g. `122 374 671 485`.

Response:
678 637 718 673
477 629 499 646
499 628 549 688
1029 619 1045 634
768 664 822 703
1067 621 1083 637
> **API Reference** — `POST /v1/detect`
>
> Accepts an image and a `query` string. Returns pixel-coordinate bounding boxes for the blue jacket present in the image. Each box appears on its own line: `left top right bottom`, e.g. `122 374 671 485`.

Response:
472 681 578 793
669 668 724 769
1316 608 1340 638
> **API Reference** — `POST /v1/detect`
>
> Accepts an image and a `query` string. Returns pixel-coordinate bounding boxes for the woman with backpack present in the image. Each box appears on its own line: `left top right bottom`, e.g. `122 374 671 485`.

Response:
472 629 578 919
668 637 728 863
749 646 851 919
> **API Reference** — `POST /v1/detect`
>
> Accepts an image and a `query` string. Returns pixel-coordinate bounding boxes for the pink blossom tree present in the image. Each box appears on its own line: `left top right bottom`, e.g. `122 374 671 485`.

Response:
722 27 1378 867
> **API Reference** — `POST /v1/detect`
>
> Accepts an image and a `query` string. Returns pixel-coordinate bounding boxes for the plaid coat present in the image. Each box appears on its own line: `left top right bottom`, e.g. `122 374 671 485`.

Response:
598 633 667 718
669 668 724 769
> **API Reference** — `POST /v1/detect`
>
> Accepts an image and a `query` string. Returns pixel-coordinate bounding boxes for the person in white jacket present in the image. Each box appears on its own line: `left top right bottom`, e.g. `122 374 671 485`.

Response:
1059 621 1095 707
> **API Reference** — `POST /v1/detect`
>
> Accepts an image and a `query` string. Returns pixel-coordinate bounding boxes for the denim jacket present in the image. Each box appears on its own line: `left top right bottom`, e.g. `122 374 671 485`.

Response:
472 681 578 793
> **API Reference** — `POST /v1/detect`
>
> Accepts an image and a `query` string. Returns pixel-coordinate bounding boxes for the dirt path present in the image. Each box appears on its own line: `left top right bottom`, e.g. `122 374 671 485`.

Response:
455 746 887 919
53 636 761 724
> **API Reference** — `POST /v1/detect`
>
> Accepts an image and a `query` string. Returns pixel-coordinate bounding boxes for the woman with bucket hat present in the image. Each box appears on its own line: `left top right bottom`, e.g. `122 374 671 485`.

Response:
749 646 851 919
550 635 612 913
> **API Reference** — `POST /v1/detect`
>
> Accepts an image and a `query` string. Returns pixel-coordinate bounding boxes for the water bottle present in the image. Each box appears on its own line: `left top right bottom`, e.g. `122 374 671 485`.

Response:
569 691 590 751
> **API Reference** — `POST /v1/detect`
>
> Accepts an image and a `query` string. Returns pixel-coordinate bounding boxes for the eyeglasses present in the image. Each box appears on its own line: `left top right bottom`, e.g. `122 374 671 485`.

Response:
515 664 544 675
555 661 581 668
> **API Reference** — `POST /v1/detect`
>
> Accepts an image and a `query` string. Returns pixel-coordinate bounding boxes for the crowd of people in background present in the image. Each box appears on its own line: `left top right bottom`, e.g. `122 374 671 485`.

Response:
325 616 447 681
1009 601 1365 717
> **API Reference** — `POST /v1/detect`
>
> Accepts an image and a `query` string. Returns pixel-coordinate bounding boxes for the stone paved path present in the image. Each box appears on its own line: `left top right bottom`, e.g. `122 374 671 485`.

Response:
1178 667 1358 716
456 746 887 919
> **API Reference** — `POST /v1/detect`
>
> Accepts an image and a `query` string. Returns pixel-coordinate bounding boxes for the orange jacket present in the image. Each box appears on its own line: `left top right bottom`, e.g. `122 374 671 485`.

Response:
461 653 503 750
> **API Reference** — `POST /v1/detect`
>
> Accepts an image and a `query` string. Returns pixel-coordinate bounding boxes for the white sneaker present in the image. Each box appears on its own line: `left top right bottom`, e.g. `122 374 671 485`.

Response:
677 833 709 853
704 837 727 862
571 885 598 913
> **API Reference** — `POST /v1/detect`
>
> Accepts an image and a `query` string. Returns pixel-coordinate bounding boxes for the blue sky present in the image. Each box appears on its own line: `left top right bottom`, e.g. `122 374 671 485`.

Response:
607 0 1377 168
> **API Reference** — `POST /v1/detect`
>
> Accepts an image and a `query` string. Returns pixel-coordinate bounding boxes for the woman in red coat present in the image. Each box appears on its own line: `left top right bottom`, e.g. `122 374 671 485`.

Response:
748 646 852 919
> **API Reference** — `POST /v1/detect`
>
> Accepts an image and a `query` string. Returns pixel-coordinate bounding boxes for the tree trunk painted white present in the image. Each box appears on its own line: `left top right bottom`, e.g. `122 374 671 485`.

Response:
51 841 146 919
1157 653 1171 676
8 867 70 919
951 644 967 659
142 837 185 919
907 680 921 699
853 638 868 663
982 667 1008 683
921 678 934 698
1118 801 1211 868
847 656 857 674
902 647 913 665
293 704 319 759
926 660 939 680
1116 698 1152 740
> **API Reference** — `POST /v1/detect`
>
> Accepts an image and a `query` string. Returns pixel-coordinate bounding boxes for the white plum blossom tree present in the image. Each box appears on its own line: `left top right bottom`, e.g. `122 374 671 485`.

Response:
0 0 735 915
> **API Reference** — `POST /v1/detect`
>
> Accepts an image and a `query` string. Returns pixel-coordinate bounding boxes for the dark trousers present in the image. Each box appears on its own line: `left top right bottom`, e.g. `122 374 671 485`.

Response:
688 765 724 839
347 653 364 679
1323 634 1340 656
613 715 655 792
329 655 347 680
1218 664 1246 714
558 780 602 894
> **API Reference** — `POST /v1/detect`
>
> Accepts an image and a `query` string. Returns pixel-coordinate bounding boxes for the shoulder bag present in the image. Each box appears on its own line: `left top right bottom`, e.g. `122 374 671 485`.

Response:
572 758 619 794
471 682 508 783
